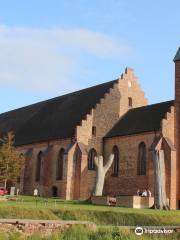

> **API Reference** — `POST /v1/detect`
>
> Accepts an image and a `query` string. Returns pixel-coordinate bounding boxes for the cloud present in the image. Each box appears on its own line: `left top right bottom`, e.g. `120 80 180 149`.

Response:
0 24 130 94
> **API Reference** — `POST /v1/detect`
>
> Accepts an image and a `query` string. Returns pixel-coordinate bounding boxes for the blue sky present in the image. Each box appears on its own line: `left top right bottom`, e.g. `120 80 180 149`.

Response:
0 0 180 113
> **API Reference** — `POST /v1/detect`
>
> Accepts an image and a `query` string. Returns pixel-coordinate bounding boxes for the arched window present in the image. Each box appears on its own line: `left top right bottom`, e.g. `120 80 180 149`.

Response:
137 142 147 175
56 148 65 180
112 146 119 176
17 153 24 183
36 151 42 181
88 148 97 170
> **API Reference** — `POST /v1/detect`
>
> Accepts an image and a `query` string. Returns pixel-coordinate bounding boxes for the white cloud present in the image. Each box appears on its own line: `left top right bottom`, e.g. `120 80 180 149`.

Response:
0 25 130 94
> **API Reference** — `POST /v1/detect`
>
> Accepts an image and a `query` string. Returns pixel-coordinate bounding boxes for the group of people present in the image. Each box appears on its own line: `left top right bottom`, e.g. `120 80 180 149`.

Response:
137 189 151 197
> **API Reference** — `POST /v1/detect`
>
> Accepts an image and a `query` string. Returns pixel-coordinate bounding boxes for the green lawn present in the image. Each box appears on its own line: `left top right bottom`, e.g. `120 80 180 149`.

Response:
0 196 180 226
1 196 180 239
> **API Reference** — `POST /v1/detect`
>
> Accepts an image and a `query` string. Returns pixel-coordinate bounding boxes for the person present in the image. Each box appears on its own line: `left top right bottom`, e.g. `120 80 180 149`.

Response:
16 188 20 196
147 189 152 197
137 189 141 196
142 189 148 197
33 188 38 197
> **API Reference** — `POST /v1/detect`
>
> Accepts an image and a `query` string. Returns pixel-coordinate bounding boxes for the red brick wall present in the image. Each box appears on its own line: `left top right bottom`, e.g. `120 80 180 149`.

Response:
175 59 180 208
76 68 148 199
17 68 148 200
103 132 157 197
161 106 176 209
17 139 72 197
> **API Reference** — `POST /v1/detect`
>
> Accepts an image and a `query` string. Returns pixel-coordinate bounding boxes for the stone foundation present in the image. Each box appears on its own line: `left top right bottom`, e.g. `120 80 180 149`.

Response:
91 195 154 208
0 219 97 237
91 196 116 206
116 196 154 208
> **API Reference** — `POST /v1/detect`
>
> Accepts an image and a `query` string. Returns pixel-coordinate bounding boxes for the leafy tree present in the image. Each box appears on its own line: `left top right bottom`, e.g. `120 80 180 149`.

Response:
0 132 24 188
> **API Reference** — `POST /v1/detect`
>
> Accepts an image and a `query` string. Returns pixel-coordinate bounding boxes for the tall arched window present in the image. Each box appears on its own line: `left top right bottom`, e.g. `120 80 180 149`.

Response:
112 146 119 176
17 153 24 183
56 148 65 180
137 142 147 175
88 148 97 170
36 151 43 181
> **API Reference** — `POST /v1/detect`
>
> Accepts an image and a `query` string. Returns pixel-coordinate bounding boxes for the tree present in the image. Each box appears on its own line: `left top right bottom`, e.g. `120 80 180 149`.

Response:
93 154 114 196
152 149 169 210
0 132 25 188
150 136 172 210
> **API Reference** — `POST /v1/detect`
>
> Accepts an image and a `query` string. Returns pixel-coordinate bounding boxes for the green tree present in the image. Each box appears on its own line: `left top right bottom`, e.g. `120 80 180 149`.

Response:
0 132 25 188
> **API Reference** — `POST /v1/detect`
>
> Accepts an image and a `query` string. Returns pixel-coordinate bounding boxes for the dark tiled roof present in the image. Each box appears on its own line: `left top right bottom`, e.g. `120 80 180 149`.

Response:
174 47 180 61
0 80 118 146
105 100 174 138
0 101 46 136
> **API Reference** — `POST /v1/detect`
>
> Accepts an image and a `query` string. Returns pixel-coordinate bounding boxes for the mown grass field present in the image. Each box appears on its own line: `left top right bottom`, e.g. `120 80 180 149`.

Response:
0 196 180 239
0 196 180 226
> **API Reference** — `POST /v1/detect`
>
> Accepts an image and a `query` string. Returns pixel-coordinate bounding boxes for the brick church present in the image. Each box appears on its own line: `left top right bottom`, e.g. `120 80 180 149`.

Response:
0 48 180 209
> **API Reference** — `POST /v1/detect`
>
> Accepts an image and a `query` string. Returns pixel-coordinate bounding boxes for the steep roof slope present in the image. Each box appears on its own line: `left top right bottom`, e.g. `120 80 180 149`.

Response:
0 80 118 146
105 100 174 138
0 101 46 136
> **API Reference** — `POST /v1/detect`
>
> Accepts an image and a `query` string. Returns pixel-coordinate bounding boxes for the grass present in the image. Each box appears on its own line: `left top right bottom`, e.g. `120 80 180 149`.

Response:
0 226 180 240
0 196 180 226
1 196 180 239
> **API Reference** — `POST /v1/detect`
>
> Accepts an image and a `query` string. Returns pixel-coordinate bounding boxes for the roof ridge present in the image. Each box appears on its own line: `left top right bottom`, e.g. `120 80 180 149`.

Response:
10 78 119 145
105 100 174 139
129 100 174 112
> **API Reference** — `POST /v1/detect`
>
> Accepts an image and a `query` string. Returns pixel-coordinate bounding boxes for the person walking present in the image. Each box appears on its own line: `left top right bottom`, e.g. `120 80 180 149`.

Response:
33 188 39 197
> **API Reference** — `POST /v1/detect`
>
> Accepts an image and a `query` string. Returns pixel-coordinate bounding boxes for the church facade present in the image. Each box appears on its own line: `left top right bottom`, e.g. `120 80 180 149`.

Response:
0 48 180 209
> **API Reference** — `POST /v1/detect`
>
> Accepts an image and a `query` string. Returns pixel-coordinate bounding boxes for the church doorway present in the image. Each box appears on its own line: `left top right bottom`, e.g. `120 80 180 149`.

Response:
52 186 58 197
178 200 180 210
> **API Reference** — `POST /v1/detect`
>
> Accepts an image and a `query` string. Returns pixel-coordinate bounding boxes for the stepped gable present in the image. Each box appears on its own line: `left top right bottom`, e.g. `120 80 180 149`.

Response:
0 79 118 146
105 100 174 138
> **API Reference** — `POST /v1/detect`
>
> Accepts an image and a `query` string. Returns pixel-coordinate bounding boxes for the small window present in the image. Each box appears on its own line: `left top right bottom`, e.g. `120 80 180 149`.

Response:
88 148 97 170
92 126 96 136
128 97 133 107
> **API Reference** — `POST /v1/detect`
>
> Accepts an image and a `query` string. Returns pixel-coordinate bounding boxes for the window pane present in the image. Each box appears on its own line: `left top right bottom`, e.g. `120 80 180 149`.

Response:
88 148 97 170
113 146 119 176
137 142 146 175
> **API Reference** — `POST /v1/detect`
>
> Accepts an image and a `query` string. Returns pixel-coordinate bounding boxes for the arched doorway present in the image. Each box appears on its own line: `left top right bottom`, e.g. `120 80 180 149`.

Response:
52 186 58 197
